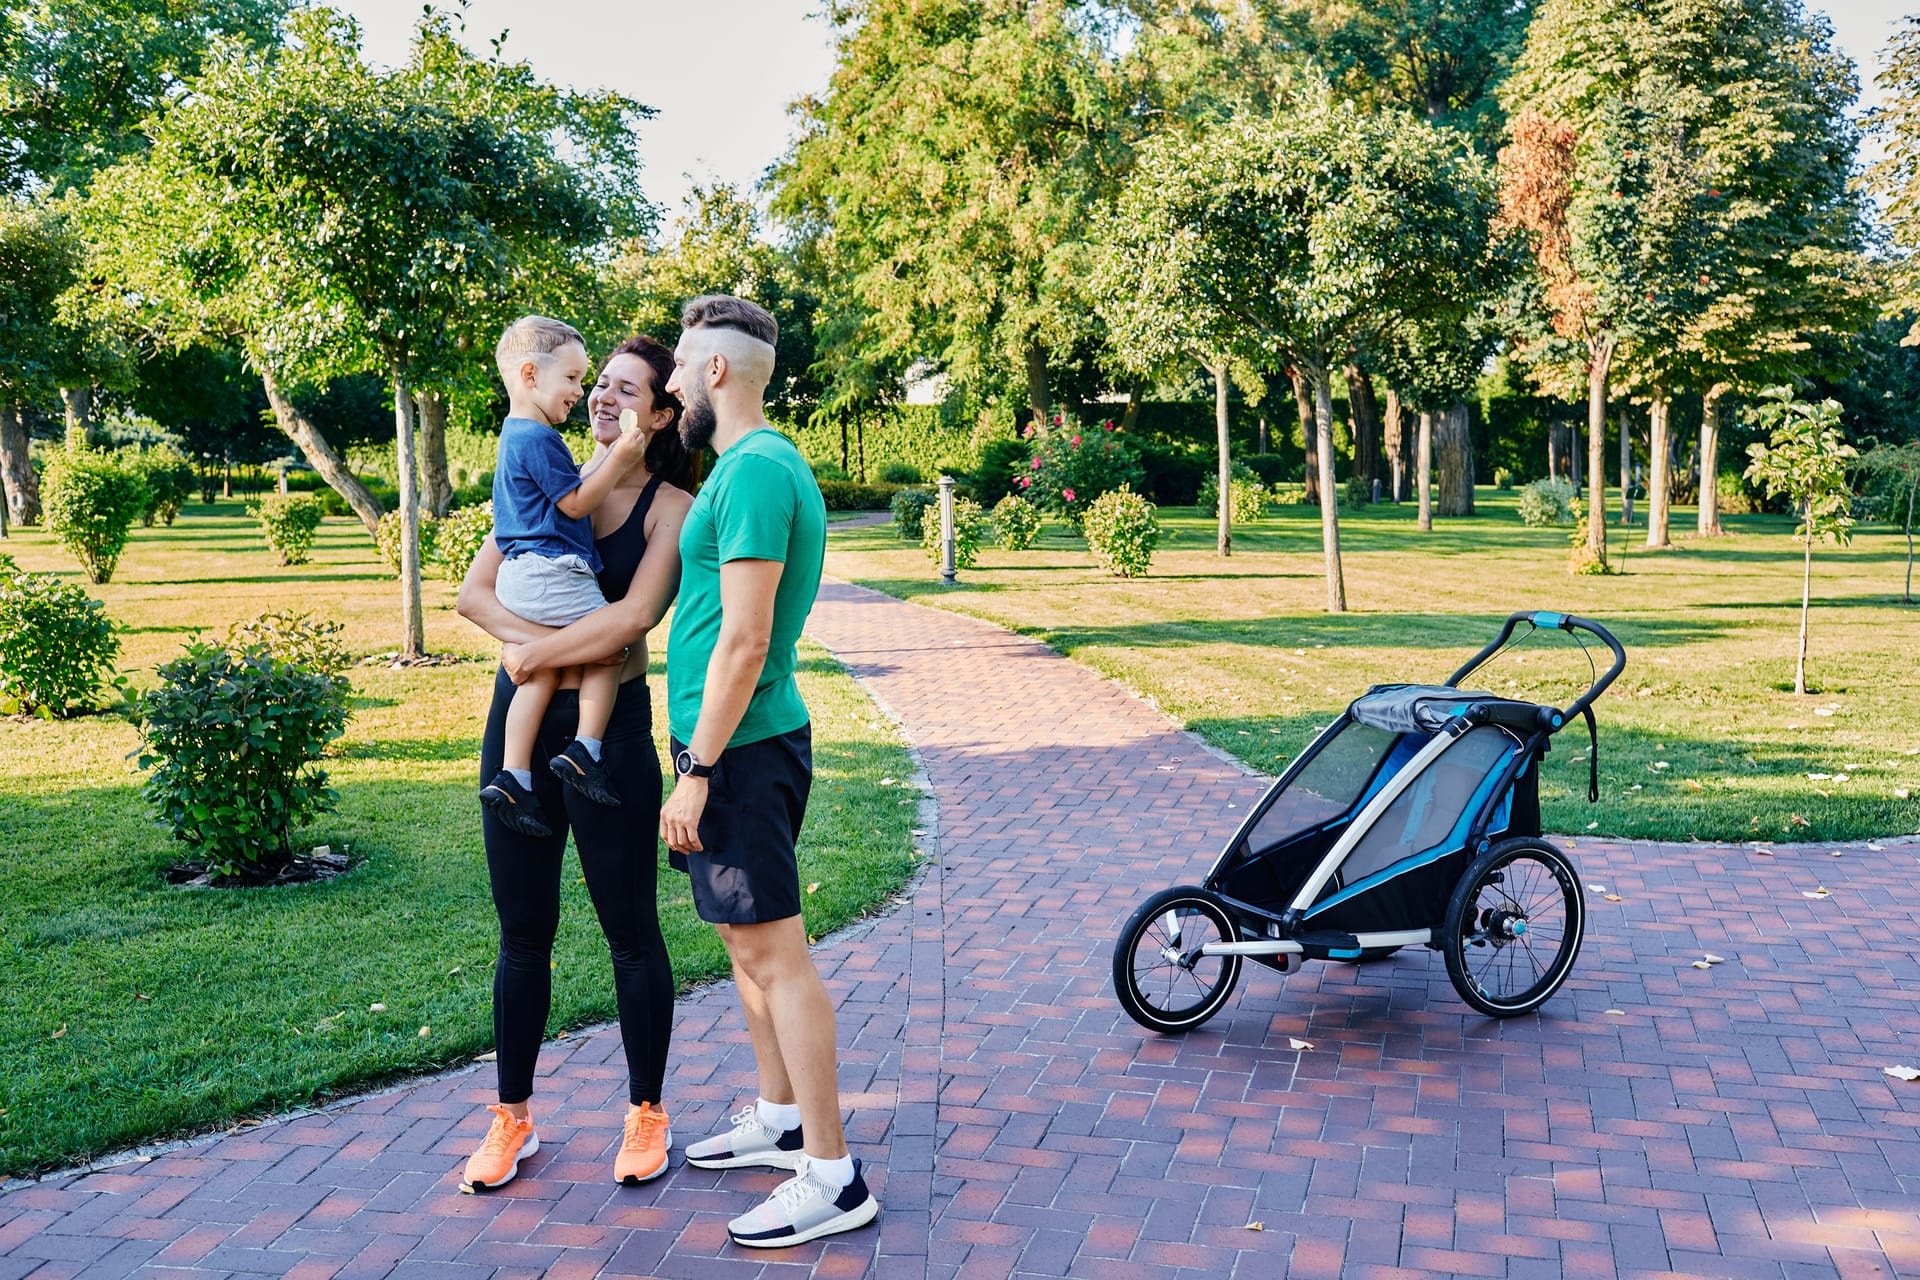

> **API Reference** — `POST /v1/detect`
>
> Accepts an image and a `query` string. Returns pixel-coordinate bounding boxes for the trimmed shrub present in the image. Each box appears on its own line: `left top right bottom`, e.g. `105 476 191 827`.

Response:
1241 454 1293 487
1493 467 1515 491
1023 416 1144 523
811 459 852 481
1343 473 1372 507
1269 482 1309 505
816 479 899 511
226 610 350 677
0 553 119 717
921 494 986 569
970 438 1032 506
878 461 923 484
1517 477 1577 527
1566 497 1611 575
375 507 439 576
134 444 197 526
41 447 149 584
990 493 1042 550
435 501 494 583
1134 441 1208 506
1082 485 1158 577
891 487 937 541
312 478 398 519
250 493 326 566
138 640 351 879
448 482 491 510
1198 461 1266 523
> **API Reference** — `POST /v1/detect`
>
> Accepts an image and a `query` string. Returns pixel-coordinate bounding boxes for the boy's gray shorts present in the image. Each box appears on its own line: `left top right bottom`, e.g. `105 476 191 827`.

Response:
495 553 606 627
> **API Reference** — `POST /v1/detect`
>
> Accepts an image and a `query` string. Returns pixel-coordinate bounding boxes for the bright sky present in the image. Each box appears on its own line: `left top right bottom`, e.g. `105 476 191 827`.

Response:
329 1 1907 222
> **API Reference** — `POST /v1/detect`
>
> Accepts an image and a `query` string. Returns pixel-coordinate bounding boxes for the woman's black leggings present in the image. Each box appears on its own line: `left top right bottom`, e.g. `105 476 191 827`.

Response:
479 667 672 1106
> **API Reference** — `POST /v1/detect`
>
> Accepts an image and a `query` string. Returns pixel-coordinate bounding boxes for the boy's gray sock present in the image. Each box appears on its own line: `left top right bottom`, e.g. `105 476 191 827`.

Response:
576 737 603 761
508 768 533 788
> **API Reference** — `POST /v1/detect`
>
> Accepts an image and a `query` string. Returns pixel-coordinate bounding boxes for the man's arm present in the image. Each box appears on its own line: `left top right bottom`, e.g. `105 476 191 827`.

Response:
659 557 782 853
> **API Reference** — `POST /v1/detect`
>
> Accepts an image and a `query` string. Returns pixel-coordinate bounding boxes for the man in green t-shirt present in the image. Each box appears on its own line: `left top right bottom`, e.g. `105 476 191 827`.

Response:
658 295 878 1249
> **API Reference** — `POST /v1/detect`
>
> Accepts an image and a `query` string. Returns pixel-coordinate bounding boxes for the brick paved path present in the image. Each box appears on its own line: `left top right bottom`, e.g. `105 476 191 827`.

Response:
6 578 1920 1279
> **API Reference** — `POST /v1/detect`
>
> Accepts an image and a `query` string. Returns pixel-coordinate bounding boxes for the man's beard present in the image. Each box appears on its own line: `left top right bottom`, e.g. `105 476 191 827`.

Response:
680 384 717 453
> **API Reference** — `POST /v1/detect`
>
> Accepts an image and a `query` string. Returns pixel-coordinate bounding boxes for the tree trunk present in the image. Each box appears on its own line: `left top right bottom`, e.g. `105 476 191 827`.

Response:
1585 339 1612 569
393 372 425 661
1434 402 1474 516
415 391 453 518
1645 388 1671 549
1257 415 1268 455
1120 385 1143 433
1796 509 1812 696
1547 421 1560 484
259 365 385 534
1416 409 1434 531
856 416 866 482
1310 360 1346 611
1904 469 1916 604
0 403 40 526
1697 382 1728 536
1618 405 1634 526
59 386 93 448
1024 342 1050 429
1383 389 1405 502
839 418 849 476
1292 369 1318 504
1213 361 1231 557
1344 363 1381 504
1570 423 1581 489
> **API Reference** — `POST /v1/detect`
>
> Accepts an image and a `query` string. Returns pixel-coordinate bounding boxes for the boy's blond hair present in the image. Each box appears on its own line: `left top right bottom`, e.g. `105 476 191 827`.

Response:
494 315 586 385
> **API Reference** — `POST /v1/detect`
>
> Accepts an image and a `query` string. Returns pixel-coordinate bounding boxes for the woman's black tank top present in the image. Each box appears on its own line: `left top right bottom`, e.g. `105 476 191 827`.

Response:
594 473 664 603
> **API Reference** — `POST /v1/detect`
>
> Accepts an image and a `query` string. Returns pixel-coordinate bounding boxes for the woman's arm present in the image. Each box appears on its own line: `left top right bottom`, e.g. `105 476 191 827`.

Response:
455 535 560 646
508 489 689 675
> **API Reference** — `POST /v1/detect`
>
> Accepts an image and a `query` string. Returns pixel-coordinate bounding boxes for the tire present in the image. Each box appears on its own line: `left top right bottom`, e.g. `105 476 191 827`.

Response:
1442 837 1584 1017
1113 886 1244 1033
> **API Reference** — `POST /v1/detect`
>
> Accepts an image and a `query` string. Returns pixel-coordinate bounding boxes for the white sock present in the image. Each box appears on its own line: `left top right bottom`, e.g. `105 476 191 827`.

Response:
507 768 533 788
576 737 603 761
807 1152 855 1188
756 1098 801 1132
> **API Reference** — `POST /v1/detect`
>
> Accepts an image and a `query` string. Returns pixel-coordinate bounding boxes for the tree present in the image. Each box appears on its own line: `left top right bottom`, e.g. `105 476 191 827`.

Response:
81 10 651 658
772 0 1127 423
127 340 276 494
0 0 289 195
1857 442 1920 604
1096 79 1503 608
1743 388 1855 696
1868 15 1920 344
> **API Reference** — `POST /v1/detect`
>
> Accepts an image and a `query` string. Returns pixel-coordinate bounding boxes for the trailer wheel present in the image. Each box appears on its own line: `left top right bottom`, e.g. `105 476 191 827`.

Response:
1443 837 1584 1017
1113 886 1243 1034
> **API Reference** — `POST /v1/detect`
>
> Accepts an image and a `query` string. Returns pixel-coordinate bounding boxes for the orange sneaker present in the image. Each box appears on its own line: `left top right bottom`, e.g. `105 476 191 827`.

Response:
614 1102 672 1185
460 1105 537 1193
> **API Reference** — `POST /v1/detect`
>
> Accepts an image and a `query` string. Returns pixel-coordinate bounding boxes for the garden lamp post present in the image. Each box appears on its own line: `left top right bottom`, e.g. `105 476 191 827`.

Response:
937 475 957 585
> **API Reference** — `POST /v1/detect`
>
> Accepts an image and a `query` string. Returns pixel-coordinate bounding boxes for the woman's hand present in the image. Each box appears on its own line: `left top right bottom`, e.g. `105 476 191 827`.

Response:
502 643 534 685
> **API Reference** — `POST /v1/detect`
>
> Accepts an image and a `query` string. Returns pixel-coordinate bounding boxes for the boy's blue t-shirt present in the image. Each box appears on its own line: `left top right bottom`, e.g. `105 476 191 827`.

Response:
491 417 600 571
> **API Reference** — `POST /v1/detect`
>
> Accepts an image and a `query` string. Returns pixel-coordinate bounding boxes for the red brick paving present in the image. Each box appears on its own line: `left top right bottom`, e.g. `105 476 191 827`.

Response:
6 577 1920 1278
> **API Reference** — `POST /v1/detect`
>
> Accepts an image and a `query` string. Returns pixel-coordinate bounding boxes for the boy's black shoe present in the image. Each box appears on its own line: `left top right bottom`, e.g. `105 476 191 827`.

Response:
549 741 622 807
480 770 552 837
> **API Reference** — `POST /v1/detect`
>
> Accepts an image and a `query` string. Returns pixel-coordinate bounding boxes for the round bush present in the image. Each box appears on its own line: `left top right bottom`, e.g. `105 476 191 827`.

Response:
891 487 937 542
920 494 986 569
138 640 351 879
250 493 326 566
1517 477 1577 527
878 461 923 484
225 609 350 677
1198 462 1266 523
1494 467 1516 491
990 493 1042 550
1024 417 1145 523
435 501 493 583
375 507 439 576
133 444 197 526
1082 485 1159 578
41 447 149 584
0 553 119 717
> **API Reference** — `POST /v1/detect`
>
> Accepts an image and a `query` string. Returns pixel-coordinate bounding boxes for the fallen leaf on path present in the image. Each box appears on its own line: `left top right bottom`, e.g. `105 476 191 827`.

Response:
1244 1222 1265 1231
1802 887 1831 899
1885 1066 1920 1082
1604 894 1623 903
1588 884 1606 892
1702 954 1725 964
880 777 897 787
1604 1009 1625 1016
1288 1038 1314 1051
806 882 820 895
1691 960 1714 970
475 1051 497 1062
1586 822 1599 830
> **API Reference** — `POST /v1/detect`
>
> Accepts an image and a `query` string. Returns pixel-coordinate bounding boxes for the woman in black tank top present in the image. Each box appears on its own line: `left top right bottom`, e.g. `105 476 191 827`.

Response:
454 336 695 1191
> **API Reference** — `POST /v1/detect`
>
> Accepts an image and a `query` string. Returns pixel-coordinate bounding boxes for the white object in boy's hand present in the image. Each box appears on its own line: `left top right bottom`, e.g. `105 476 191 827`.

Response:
619 408 640 434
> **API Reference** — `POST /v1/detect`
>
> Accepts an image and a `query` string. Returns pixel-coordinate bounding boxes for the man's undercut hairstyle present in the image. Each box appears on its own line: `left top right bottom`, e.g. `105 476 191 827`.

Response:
681 295 778 349
495 315 586 383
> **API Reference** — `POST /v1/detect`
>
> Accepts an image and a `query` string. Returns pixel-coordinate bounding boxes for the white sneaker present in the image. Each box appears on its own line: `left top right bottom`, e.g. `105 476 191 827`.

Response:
728 1156 879 1249
684 1104 806 1171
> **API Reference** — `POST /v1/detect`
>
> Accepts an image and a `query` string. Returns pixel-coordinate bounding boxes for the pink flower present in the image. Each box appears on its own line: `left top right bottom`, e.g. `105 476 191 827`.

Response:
1104 422 1115 431
1030 457 1042 470
1018 475 1031 488
1062 488 1076 503
1071 434 1082 446
1022 423 1035 439
1102 420 1113 429
1052 414 1063 426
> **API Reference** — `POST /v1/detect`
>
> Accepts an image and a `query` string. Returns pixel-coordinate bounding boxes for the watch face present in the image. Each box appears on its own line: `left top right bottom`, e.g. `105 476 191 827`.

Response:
675 749 693 776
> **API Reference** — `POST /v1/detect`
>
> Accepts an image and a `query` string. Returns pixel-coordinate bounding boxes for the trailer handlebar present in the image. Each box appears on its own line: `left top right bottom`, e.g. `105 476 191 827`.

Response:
1445 611 1627 727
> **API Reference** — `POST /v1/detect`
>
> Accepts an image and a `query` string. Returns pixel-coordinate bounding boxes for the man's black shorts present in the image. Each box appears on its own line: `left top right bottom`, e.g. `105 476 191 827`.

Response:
668 726 811 925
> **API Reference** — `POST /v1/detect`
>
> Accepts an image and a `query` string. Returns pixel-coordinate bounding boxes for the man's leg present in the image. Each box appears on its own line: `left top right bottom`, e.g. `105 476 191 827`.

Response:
718 916 846 1159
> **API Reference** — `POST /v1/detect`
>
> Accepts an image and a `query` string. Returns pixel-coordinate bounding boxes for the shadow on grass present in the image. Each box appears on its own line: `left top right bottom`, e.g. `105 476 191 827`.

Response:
1018 612 1735 654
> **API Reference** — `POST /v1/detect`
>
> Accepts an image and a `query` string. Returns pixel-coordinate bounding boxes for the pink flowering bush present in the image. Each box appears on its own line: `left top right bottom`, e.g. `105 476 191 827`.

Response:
1026 415 1143 524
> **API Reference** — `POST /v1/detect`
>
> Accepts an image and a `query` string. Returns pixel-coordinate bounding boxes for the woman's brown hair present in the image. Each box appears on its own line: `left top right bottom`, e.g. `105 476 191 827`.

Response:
606 334 691 489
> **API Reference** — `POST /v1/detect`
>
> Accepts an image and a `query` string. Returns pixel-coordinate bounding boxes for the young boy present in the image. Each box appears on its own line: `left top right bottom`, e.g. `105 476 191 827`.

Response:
479 315 645 837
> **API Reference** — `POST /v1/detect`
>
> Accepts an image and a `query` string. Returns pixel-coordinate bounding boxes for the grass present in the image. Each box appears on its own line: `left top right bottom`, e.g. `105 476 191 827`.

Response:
0 504 921 1177
827 486 1920 845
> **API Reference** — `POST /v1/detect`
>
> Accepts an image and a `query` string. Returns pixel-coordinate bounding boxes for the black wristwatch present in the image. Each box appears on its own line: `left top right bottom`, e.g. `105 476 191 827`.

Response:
674 747 715 779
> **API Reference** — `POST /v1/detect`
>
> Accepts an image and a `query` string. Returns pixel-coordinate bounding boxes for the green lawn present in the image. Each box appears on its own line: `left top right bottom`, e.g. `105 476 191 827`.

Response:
827 487 1919 844
0 504 920 1177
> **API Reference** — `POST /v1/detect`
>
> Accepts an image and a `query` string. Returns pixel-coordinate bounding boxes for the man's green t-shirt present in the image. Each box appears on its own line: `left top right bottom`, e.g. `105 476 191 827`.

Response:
668 428 827 748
